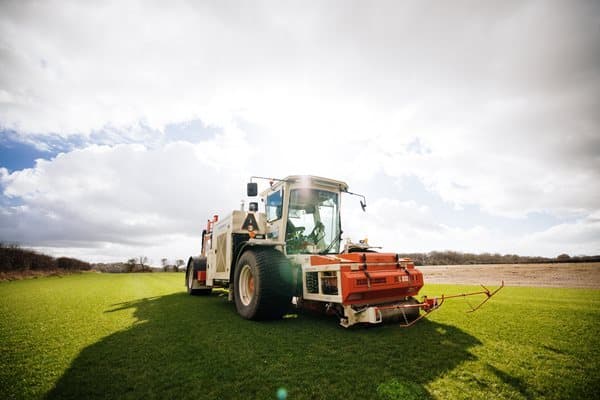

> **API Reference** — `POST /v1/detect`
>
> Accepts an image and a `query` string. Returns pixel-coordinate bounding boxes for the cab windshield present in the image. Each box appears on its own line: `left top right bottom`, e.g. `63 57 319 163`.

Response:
286 189 340 254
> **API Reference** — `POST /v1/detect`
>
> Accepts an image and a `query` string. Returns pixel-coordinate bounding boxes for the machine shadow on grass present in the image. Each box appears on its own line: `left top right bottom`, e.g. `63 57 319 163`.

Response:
46 292 484 400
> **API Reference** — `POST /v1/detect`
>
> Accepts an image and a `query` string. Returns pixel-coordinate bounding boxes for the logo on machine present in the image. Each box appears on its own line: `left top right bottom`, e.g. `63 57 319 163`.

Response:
241 213 258 231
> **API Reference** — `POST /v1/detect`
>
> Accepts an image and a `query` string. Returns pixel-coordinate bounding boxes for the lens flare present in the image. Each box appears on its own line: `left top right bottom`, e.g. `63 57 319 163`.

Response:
276 387 288 400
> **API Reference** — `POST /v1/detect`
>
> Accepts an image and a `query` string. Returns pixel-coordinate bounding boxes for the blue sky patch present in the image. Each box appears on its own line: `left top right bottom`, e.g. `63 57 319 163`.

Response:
0 119 221 174
0 131 56 172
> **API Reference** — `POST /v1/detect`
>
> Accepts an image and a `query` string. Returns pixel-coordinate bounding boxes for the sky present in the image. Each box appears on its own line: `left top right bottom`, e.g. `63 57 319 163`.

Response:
1 0 599 265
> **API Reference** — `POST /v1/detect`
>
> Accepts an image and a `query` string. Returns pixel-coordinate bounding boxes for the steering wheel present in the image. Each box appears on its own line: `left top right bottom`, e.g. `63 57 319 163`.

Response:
308 221 325 244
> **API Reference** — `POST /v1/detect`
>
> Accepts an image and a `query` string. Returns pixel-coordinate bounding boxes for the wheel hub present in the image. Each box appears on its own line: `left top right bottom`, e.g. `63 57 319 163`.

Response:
239 264 255 306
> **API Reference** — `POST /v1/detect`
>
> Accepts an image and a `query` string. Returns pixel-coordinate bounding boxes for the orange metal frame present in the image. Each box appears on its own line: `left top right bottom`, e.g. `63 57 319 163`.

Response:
306 253 504 327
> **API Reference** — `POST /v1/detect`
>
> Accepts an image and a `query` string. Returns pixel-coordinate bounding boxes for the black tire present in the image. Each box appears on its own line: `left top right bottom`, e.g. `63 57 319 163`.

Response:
186 257 212 296
233 247 293 320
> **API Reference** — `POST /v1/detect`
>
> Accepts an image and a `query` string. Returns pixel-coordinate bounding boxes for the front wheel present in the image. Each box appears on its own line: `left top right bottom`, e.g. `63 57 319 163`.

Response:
234 248 293 320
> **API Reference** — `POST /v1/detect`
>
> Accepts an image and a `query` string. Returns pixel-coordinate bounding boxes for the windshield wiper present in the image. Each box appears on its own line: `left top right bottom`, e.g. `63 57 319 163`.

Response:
320 232 343 255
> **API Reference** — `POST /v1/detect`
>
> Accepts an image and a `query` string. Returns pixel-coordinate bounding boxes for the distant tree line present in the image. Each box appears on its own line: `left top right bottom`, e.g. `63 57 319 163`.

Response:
93 257 151 273
0 243 91 272
0 243 188 275
4 242 598 274
161 258 185 272
93 258 185 273
397 251 600 266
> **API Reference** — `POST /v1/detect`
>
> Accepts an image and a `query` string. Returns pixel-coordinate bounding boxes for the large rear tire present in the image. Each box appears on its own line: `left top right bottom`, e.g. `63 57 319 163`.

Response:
186 257 212 296
234 248 293 320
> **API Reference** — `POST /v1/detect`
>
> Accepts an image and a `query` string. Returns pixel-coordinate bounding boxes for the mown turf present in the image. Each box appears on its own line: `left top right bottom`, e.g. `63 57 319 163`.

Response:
0 273 598 399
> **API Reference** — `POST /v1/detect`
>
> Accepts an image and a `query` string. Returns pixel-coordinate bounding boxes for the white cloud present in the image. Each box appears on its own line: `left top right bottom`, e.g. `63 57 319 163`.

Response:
0 130 253 262
341 197 498 254
341 196 600 257
519 214 600 257
1 1 599 258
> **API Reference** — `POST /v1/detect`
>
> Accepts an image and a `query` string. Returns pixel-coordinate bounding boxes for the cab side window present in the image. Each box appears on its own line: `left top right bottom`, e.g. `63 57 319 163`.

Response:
266 189 283 222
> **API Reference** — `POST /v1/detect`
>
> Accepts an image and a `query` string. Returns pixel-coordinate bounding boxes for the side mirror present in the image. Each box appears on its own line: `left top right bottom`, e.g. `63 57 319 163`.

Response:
343 189 367 213
247 182 258 197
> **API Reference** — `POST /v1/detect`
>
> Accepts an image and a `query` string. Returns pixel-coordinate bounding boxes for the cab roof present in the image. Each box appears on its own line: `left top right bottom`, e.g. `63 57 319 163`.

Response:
260 175 349 196
283 175 349 192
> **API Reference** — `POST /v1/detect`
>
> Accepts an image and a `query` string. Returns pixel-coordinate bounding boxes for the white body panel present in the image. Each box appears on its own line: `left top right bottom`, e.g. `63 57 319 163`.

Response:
205 210 267 286
287 254 343 303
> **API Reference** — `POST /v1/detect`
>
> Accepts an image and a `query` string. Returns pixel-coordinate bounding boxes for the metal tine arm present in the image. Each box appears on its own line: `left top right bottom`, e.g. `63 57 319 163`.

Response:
397 280 504 327
440 280 504 313
379 281 503 328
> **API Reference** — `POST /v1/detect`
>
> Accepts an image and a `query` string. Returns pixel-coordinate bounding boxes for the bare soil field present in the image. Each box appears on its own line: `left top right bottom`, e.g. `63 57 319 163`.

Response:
419 262 600 289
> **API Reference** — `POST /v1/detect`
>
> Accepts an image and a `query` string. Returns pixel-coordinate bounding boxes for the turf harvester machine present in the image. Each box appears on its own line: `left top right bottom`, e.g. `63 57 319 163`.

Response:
185 175 503 328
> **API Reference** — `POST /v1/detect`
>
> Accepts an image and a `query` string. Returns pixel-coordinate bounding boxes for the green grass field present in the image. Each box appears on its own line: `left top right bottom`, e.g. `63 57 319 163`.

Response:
1 273 598 399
